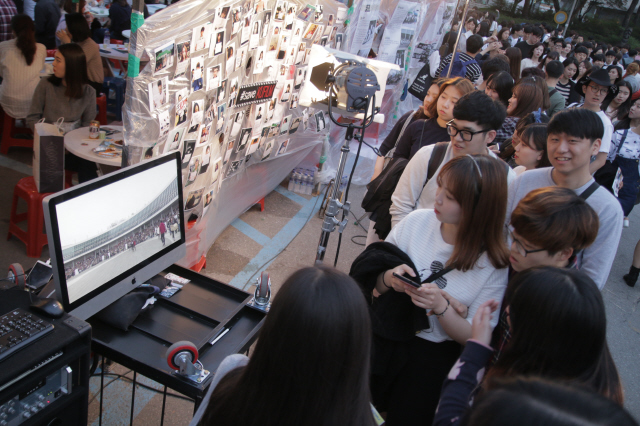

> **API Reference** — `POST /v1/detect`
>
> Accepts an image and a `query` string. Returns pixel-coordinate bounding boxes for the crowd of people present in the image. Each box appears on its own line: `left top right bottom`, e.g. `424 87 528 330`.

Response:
0 0 150 183
188 13 639 426
64 209 179 280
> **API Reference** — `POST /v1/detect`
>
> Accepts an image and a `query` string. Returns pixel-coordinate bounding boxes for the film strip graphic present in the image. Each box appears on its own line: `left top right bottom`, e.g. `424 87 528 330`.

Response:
234 81 277 108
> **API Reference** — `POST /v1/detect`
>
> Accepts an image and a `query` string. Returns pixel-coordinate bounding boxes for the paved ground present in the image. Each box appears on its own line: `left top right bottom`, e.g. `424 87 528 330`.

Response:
0 143 638 424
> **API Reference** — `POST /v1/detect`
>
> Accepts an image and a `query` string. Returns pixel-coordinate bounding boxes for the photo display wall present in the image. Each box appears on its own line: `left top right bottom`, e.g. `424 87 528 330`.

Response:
124 0 452 267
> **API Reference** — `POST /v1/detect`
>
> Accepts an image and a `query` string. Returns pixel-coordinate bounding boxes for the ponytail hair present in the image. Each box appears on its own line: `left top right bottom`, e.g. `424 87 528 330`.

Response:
11 14 36 66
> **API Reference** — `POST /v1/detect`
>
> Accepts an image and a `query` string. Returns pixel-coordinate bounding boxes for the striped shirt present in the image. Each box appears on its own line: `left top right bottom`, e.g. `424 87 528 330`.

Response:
0 39 46 118
555 80 572 106
435 52 482 83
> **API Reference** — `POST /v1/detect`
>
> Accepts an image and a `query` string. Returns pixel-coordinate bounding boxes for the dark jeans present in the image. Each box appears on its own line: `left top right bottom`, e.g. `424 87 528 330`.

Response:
65 153 98 183
615 156 640 216
371 335 462 426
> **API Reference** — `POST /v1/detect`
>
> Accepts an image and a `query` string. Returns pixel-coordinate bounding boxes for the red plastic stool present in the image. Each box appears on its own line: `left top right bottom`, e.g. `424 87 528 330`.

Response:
96 94 107 126
110 39 124 45
7 177 52 258
1 111 33 155
190 255 207 272
255 197 265 212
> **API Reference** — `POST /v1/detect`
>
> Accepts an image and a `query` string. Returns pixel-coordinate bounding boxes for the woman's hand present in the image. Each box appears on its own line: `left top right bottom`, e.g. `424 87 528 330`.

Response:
56 29 72 44
383 264 417 292
404 283 448 313
470 299 499 346
427 290 468 318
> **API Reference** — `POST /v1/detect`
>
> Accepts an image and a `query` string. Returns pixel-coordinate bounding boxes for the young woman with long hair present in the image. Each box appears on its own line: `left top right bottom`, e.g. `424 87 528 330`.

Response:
608 66 622 85
484 71 514 108
537 50 558 71
504 47 522 82
433 267 625 426
373 79 446 178
519 42 544 75
577 58 593 82
367 78 473 246
192 266 376 426
512 123 551 175
351 155 510 426
0 14 46 118
555 57 579 106
494 76 550 145
390 77 475 160
498 110 550 166
496 26 509 43
56 12 103 95
602 80 633 123
26 43 97 182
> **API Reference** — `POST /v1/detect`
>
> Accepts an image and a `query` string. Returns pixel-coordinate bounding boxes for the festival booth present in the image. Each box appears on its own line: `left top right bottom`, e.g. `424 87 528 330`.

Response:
121 0 457 269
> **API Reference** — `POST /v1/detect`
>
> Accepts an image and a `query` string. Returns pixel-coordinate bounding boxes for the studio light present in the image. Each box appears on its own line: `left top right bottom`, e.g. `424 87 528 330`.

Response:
300 45 399 123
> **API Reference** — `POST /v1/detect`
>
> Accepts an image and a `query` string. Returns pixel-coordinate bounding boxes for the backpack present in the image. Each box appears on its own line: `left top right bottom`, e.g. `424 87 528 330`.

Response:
362 142 448 240
441 53 477 79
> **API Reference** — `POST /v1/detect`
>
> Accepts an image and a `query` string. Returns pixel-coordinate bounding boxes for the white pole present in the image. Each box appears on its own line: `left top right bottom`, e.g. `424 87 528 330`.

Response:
565 0 579 34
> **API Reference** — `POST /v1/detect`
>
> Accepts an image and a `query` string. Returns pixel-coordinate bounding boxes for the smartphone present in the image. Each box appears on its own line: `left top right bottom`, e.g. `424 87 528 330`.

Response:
392 272 420 288
26 260 53 290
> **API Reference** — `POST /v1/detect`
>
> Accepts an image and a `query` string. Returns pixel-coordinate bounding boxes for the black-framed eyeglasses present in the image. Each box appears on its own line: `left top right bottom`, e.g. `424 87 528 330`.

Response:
446 121 490 142
587 84 609 96
508 228 546 257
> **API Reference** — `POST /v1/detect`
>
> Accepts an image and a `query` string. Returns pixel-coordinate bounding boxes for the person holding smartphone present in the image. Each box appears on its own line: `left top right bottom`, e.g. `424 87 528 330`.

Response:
351 155 510 425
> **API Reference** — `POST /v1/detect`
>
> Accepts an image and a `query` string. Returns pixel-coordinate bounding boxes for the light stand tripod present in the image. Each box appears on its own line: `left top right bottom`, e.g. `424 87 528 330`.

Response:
314 61 379 265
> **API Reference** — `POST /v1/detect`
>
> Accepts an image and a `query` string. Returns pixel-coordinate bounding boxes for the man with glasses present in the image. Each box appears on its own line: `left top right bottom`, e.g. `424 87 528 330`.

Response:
390 91 515 227
567 68 615 175
508 186 598 274
505 108 623 289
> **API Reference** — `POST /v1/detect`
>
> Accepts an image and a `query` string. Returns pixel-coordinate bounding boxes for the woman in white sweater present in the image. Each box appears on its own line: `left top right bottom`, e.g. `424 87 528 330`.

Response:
369 155 510 425
0 14 46 118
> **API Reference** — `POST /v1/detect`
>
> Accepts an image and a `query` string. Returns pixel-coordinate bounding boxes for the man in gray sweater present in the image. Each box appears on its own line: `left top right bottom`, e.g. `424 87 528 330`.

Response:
505 108 623 289
390 91 516 228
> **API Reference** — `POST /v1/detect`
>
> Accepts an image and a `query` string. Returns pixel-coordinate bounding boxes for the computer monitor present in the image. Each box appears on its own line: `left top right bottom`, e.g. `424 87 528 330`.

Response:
43 152 186 320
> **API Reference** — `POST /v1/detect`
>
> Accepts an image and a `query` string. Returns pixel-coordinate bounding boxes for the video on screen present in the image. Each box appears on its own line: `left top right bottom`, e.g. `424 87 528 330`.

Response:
55 161 182 303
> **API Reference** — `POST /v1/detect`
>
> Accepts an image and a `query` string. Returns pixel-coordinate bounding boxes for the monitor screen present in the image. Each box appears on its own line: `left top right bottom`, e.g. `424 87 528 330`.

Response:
43 153 186 319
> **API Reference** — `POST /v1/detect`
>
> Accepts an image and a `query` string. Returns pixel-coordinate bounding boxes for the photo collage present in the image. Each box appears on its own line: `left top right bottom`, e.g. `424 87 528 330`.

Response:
145 0 341 222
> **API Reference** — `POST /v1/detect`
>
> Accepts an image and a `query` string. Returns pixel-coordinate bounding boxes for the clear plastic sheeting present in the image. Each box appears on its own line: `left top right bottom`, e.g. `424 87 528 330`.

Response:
321 0 456 186
122 0 455 267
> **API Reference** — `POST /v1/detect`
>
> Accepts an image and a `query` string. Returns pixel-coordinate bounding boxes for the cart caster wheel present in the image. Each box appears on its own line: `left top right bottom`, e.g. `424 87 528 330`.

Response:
166 340 198 371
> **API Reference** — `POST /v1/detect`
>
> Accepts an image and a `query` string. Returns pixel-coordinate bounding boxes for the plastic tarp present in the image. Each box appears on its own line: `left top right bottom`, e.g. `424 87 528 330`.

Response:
123 0 455 268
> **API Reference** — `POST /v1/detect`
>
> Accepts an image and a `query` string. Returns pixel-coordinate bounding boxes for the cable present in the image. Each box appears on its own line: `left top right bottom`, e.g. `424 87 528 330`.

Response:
350 235 366 246
242 192 323 290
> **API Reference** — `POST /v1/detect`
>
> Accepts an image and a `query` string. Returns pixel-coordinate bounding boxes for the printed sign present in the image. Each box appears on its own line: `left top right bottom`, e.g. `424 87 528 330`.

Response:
235 81 277 107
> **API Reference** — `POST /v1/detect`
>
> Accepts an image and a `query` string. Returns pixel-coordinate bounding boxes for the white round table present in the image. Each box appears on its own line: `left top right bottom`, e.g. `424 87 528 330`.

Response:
88 7 109 25
64 126 123 167
121 29 131 39
99 44 128 61
99 44 129 76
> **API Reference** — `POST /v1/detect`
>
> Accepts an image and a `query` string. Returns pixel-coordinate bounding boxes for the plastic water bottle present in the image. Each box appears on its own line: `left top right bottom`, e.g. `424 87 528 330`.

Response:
293 171 302 193
287 169 296 191
103 29 110 48
307 175 314 195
